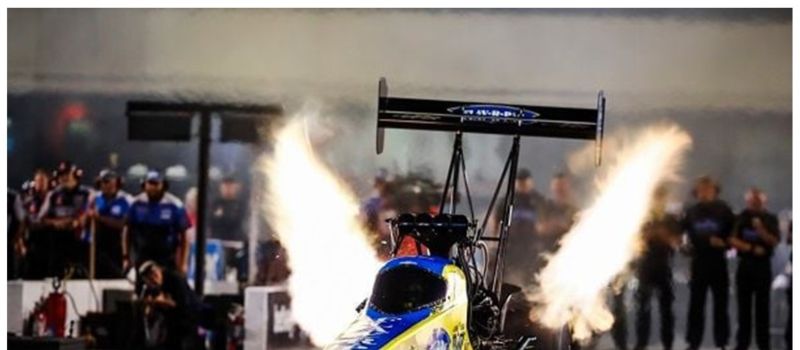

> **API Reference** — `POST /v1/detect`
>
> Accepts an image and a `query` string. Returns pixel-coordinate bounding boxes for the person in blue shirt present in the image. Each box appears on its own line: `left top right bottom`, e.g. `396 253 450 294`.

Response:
361 169 390 258
88 169 132 279
123 170 191 286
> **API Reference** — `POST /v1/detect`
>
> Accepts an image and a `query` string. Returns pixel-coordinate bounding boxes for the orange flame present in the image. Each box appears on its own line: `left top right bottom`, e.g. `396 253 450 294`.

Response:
529 125 692 341
260 118 382 346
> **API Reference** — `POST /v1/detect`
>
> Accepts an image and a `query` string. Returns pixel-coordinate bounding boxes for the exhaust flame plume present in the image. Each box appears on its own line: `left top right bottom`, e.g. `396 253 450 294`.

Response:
529 125 692 341
260 117 382 346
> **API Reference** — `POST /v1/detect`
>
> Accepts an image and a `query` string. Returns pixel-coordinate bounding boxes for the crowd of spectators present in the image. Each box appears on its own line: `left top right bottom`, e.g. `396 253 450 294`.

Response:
6 160 793 350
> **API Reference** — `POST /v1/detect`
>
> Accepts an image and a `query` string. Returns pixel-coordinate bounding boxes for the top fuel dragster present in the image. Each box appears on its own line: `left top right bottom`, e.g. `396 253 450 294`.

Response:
325 78 606 350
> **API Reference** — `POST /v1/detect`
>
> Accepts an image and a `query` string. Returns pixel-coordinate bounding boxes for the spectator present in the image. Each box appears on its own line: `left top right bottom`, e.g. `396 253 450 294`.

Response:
138 260 201 349
682 176 735 350
8 188 24 279
362 169 392 258
729 188 779 350
634 185 681 350
528 172 586 348
123 170 191 289
537 172 578 255
17 169 53 279
494 167 547 287
785 221 792 350
88 169 132 279
493 168 547 341
255 241 290 285
209 177 246 242
209 176 248 280
611 277 629 350
362 169 390 233
35 161 92 278
183 187 198 244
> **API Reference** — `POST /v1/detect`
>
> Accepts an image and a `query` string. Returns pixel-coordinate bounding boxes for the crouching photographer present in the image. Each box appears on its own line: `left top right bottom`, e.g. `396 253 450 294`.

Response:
138 261 203 350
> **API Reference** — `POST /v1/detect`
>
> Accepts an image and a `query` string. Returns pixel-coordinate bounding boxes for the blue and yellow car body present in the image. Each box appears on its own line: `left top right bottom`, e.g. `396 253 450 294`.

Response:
326 256 473 350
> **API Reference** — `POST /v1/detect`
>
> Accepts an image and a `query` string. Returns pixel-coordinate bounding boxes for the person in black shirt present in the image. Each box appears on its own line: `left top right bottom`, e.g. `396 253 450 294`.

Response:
492 168 547 341
514 172 579 348
729 188 779 350
8 188 24 279
209 177 248 280
536 172 577 254
682 176 735 350
138 260 201 350
634 185 681 350
17 169 53 279
35 161 93 278
785 221 792 350
209 177 245 242
494 168 548 287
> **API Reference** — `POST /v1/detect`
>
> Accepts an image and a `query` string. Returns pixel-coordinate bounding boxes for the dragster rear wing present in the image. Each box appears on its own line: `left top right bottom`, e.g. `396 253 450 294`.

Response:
376 77 606 164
